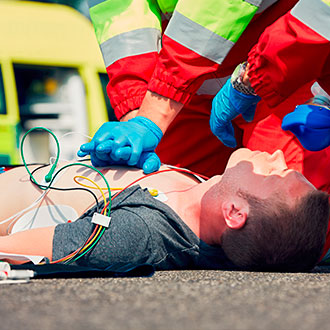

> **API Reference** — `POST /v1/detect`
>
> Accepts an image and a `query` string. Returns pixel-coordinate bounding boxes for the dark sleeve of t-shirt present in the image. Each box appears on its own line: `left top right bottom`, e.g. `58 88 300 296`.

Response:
52 206 153 269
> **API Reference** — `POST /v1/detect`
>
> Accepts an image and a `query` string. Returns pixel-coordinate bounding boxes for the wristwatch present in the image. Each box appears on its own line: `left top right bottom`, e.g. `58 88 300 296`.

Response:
231 62 257 96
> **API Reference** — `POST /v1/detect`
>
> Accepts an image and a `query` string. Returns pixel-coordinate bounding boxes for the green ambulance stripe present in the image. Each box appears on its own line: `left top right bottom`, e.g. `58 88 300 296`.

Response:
89 0 162 45
166 0 260 65
292 0 330 41
101 28 162 67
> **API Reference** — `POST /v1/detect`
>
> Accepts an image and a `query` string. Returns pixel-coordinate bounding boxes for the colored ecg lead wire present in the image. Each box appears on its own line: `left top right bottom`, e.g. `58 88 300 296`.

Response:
20 127 112 265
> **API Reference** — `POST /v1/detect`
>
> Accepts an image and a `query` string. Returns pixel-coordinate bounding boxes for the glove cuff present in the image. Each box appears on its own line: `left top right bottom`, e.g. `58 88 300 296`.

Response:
129 116 163 143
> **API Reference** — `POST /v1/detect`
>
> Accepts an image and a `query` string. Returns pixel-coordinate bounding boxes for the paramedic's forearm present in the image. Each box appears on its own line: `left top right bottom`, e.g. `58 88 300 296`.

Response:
120 110 138 122
137 91 184 133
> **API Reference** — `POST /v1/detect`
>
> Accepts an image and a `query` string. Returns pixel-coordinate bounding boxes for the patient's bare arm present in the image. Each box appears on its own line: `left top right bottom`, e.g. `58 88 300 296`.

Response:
0 226 55 264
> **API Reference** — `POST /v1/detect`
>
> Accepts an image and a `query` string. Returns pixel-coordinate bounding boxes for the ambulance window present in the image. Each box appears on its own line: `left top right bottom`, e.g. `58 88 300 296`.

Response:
14 64 83 123
99 73 117 121
13 64 89 163
0 66 6 115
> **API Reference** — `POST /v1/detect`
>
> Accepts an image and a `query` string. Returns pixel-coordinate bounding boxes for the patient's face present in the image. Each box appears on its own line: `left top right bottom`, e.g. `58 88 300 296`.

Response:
223 148 315 205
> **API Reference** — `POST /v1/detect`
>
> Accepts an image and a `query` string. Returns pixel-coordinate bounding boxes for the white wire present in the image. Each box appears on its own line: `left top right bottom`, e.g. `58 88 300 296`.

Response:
0 189 48 226
55 131 92 163
2 160 70 233
3 131 91 233
60 131 92 140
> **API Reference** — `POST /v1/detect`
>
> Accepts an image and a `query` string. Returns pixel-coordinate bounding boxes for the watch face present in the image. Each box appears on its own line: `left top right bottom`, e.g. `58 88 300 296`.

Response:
231 63 256 95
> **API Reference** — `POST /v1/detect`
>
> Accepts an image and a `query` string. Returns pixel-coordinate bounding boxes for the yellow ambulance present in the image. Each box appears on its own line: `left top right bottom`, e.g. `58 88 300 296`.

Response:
0 0 113 164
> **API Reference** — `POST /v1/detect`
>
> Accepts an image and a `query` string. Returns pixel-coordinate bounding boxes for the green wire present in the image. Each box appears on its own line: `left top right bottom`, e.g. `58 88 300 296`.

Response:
20 127 112 214
20 127 60 189
47 163 112 216
66 227 106 264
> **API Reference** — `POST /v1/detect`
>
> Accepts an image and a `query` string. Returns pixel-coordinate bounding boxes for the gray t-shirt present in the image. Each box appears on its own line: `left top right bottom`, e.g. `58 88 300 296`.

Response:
53 185 234 270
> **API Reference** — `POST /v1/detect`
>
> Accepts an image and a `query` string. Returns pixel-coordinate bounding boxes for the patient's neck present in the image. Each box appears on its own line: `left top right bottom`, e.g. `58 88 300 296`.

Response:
166 175 226 245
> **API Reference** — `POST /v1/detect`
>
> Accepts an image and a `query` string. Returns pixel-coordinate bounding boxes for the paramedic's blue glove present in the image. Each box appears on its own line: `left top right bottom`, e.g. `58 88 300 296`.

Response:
282 102 330 151
210 79 261 148
78 116 163 173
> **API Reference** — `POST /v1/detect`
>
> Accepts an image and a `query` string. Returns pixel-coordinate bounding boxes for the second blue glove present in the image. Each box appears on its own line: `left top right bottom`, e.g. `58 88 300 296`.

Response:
210 79 260 148
282 102 330 151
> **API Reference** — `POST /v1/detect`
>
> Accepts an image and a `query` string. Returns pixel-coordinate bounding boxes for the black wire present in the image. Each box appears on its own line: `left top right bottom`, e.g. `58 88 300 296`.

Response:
1 162 48 168
3 158 91 169
29 163 101 213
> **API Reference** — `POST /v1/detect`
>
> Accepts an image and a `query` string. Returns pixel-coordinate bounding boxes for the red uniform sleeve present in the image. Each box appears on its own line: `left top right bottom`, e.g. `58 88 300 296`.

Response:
247 11 330 107
106 52 158 119
148 34 219 105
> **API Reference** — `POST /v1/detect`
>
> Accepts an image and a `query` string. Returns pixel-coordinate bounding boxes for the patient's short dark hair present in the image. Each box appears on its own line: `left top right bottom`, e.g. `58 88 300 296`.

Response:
221 190 330 272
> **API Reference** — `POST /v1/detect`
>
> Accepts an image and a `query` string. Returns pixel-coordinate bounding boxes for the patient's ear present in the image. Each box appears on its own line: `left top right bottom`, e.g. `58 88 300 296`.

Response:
222 198 248 230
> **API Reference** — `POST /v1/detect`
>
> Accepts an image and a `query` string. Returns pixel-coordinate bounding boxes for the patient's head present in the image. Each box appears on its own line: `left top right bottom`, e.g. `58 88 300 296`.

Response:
219 148 330 272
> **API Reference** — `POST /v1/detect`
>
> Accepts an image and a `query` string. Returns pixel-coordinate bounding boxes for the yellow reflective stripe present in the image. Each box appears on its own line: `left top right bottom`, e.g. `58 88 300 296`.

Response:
100 28 161 67
175 0 259 42
292 0 330 41
90 0 161 45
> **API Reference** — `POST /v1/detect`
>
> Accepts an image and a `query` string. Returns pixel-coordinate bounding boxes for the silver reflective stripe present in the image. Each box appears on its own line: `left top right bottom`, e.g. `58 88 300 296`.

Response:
100 28 161 67
256 0 279 13
292 0 330 41
165 11 234 65
244 0 264 6
196 76 230 95
88 0 106 8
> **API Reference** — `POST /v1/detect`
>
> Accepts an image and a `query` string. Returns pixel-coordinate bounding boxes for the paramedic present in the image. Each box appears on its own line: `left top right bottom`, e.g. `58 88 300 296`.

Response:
79 0 301 176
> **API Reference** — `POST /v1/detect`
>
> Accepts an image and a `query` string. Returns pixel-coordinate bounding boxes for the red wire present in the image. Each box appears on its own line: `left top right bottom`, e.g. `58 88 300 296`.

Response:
101 167 210 214
50 225 99 264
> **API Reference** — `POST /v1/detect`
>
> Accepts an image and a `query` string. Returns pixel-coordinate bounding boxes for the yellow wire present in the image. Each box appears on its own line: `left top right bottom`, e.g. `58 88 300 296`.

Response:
73 176 122 192
74 175 107 214
73 175 159 197
56 225 103 263
74 225 103 257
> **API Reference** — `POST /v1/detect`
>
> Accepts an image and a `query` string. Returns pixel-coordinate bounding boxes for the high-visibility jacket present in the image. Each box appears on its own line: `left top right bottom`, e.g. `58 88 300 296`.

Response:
87 0 300 179
247 0 330 107
88 0 291 119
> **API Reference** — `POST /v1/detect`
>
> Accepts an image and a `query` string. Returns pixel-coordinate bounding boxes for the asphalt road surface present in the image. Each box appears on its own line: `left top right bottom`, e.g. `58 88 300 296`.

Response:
1 267 330 330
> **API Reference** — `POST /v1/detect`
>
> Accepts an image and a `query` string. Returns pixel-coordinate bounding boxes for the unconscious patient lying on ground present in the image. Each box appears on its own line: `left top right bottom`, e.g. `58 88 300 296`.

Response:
0 148 329 272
